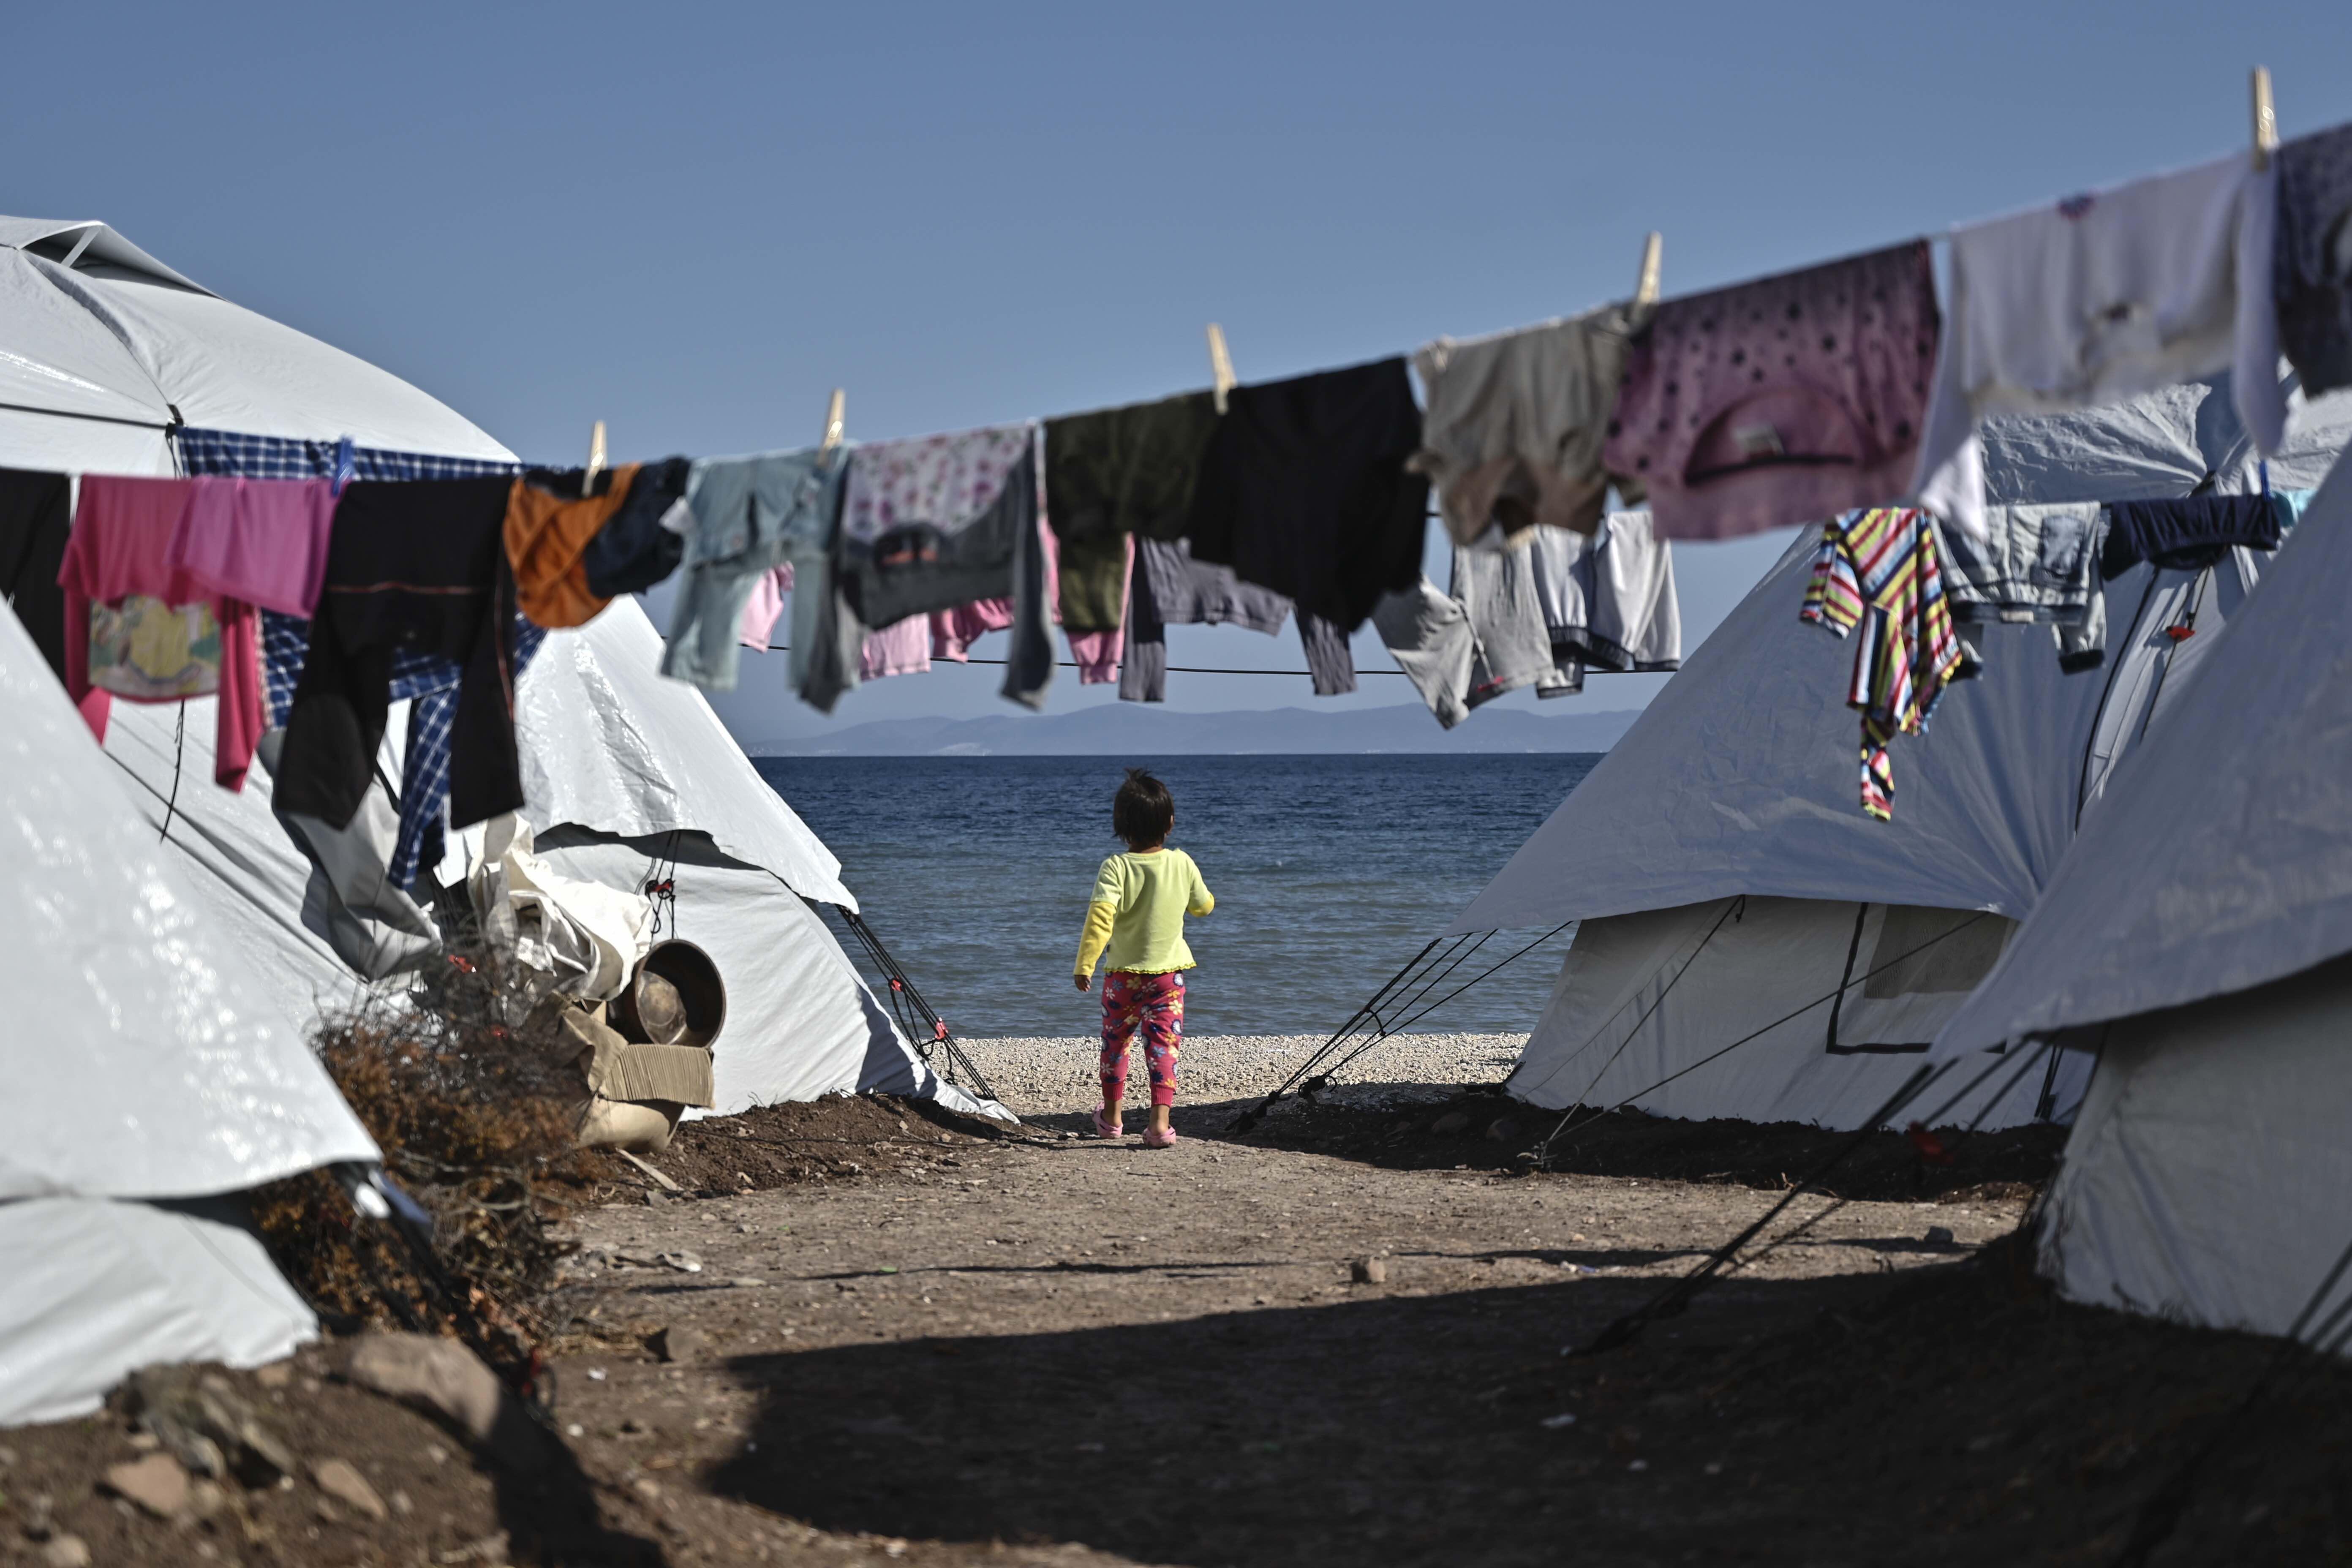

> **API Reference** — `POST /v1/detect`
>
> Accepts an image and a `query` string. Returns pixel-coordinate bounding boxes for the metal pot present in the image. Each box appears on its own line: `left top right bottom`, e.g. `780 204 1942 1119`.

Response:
611 939 727 1050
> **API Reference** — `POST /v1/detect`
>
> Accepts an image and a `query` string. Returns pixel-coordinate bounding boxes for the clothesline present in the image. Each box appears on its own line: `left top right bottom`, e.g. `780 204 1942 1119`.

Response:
734 643 1410 677
612 101 2309 502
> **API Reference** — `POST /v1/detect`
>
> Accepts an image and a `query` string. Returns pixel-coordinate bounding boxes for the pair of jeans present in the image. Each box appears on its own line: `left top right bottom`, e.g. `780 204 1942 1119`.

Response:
1934 504 2108 673
662 446 847 692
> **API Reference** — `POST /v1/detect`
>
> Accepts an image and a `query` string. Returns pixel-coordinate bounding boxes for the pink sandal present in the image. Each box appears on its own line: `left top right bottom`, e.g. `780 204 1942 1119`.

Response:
1092 1108 1124 1141
1141 1125 1179 1149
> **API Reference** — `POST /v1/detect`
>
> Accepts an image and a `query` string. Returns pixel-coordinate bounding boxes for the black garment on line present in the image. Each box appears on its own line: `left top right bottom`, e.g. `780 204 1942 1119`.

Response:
2100 495 2280 577
583 455 691 598
2274 120 2352 397
1046 389 1222 634
0 466 72 686
1184 357 1429 694
275 477 524 834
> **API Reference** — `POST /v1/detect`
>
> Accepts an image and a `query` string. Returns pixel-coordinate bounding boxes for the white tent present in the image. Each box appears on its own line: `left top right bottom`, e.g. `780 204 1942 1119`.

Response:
1929 447 2352 1344
0 215 994 1118
1451 376 2352 1132
0 599 379 1424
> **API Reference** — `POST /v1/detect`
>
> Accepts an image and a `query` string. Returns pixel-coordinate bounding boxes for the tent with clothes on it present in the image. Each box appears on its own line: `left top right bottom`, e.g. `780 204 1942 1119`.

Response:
0 597 381 1426
1928 443 2352 1347
0 214 1000 1120
1441 374 2352 1135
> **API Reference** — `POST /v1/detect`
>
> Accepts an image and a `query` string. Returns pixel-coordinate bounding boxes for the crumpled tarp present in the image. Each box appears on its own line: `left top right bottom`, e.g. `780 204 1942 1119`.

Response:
0 602 377 1202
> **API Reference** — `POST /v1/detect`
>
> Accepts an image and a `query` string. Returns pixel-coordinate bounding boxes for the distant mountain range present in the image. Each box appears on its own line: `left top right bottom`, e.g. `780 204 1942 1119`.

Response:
747 703 1641 757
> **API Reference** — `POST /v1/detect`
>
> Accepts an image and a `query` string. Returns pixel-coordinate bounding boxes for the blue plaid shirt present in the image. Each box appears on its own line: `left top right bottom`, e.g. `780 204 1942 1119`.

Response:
188 428 537 892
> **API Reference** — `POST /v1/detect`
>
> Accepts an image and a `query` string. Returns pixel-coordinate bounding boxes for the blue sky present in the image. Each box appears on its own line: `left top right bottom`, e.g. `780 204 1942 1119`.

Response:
11 1 2348 742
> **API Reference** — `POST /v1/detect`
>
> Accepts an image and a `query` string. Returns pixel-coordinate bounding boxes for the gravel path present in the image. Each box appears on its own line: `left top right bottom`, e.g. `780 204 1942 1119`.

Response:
959 1031 1526 1118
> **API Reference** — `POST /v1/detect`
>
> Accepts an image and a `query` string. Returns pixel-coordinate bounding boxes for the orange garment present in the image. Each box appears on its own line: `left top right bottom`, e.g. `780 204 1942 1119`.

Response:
505 464 640 629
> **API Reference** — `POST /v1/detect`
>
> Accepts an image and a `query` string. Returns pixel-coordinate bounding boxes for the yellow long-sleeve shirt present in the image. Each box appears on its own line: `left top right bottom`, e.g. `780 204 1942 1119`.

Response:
1074 847 1214 976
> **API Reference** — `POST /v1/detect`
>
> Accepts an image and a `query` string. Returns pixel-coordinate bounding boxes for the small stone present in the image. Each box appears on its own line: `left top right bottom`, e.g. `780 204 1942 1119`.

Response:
127 1431 160 1451
619 1418 649 1435
188 1479 227 1520
254 1362 293 1390
648 1325 709 1364
123 1366 292 1485
391 1489 413 1516
345 1332 554 1476
1348 1257 1388 1285
654 1251 703 1274
729 1277 768 1289
1541 1413 1577 1429
104 1451 191 1518
311 1458 387 1521
39 1536 91 1568
1926 1225 1957 1247
1430 1111 1473 1136
630 1477 664 1501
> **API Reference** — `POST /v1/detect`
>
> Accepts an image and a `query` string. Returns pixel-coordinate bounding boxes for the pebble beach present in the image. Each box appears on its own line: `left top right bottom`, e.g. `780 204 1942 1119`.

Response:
957 1031 1527 1117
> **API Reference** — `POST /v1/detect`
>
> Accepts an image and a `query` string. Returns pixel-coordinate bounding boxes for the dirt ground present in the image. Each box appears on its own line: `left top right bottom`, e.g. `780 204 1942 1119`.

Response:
14 1079 2352 1566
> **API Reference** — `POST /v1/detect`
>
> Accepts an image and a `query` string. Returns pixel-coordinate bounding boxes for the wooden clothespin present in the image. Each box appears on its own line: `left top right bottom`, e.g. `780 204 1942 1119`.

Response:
1206 323 1237 415
819 387 846 453
1633 231 1664 309
2251 66 2279 172
584 419 608 490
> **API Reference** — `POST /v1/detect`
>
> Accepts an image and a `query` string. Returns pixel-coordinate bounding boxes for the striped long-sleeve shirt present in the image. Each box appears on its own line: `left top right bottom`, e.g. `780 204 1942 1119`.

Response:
1800 507 1963 821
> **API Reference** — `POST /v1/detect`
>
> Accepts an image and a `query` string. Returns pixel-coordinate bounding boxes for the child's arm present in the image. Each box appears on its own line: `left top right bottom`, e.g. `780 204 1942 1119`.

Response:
1188 856 1214 917
1074 858 1123 988
1074 902 1116 984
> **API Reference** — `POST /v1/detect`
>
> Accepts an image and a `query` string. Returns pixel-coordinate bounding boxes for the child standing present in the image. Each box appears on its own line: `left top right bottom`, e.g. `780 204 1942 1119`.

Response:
1074 769 1213 1148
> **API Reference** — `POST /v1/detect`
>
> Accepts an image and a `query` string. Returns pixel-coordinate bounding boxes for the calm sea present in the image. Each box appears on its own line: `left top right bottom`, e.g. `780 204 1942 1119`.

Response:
752 754 1598 1038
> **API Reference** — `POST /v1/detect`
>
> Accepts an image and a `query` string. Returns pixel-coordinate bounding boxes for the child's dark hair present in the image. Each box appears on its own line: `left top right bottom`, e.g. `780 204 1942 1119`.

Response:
1112 768 1175 850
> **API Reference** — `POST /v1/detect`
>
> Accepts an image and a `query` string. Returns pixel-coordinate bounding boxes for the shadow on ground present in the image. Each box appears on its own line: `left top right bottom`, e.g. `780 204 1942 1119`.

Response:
704 1241 2352 1568
1155 1089 2067 1203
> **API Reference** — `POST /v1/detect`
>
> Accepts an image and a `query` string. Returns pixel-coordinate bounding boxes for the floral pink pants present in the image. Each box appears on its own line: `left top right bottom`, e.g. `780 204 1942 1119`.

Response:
1100 971 1184 1108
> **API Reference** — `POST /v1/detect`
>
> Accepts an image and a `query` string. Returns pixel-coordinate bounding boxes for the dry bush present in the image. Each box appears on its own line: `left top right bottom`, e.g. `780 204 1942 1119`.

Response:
251 945 592 1384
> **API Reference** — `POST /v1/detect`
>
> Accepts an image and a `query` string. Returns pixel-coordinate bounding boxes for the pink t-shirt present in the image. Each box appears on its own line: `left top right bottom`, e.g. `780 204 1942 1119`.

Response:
738 564 791 651
930 598 1012 661
60 476 265 792
860 614 932 680
166 476 338 618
